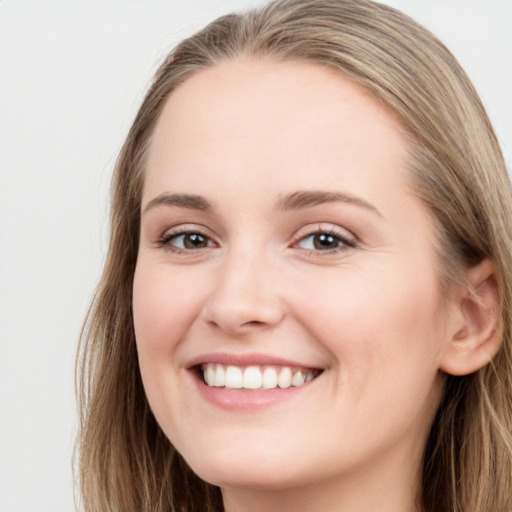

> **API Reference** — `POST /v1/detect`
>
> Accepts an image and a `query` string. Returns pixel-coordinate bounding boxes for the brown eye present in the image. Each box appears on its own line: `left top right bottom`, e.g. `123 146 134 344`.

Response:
313 233 340 250
182 233 209 249
297 231 355 251
161 232 214 250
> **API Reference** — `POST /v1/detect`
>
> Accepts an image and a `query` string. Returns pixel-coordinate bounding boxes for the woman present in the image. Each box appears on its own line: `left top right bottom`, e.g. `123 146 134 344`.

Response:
76 1 512 511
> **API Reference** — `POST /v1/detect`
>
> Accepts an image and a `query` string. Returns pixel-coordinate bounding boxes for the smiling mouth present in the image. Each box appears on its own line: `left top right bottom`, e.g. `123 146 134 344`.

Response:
199 363 322 390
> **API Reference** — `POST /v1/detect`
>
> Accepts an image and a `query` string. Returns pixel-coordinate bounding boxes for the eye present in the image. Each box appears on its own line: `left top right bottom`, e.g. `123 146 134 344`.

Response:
295 229 356 252
157 229 215 251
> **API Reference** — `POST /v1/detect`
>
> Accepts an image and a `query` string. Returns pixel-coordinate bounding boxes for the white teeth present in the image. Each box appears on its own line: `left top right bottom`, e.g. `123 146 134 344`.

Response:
214 364 225 387
205 364 215 386
262 367 278 389
278 367 292 388
202 363 317 390
225 366 243 388
292 370 305 387
243 366 262 389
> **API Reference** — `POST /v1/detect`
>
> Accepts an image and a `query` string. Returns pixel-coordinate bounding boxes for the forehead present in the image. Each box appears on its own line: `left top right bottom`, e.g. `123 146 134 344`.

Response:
144 58 410 208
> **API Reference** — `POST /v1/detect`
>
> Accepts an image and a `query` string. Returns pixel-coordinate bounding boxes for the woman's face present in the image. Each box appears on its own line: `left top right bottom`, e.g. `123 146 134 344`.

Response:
133 59 451 495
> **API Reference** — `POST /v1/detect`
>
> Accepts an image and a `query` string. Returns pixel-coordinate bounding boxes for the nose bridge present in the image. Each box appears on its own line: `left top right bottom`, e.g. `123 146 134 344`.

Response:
203 239 284 333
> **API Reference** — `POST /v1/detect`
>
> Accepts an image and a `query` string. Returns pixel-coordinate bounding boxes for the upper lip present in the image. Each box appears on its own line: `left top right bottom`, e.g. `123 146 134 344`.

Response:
186 352 324 370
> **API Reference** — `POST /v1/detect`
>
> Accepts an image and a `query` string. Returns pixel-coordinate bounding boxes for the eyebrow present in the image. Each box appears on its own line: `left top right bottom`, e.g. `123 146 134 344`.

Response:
275 190 383 217
142 193 213 213
142 190 382 218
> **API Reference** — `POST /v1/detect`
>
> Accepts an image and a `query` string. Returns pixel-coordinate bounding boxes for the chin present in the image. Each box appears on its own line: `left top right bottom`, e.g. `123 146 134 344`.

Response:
200 469 303 492
182 448 309 491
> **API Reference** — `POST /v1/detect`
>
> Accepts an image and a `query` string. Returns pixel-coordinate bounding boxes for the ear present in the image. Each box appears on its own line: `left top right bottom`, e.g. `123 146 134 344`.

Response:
440 259 502 376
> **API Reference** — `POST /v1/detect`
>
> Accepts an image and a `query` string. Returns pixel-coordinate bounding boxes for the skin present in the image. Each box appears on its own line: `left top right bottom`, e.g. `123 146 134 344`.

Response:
133 58 460 512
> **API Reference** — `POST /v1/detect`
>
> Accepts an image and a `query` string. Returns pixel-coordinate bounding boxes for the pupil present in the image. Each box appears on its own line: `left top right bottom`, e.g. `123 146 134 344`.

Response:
184 233 207 249
314 234 337 250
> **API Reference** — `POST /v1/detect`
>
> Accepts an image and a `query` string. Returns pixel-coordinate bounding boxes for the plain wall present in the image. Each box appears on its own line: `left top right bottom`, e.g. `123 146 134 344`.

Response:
0 1 510 511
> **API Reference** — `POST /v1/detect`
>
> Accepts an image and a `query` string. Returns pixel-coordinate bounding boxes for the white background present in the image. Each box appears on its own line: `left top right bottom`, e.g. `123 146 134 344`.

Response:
0 1 510 511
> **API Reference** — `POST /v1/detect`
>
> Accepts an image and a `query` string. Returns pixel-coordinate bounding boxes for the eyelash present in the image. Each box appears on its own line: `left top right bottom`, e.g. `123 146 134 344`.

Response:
155 226 216 253
155 226 357 255
293 228 356 254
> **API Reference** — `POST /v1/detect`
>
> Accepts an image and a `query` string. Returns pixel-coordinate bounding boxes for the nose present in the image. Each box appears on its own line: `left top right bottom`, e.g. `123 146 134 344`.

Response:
202 248 286 335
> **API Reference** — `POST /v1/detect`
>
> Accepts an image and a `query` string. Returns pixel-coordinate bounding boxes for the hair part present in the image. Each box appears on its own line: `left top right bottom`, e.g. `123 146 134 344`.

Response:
76 1 512 511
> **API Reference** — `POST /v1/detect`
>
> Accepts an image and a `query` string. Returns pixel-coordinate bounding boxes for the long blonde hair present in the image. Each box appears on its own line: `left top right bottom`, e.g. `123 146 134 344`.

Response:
76 1 512 510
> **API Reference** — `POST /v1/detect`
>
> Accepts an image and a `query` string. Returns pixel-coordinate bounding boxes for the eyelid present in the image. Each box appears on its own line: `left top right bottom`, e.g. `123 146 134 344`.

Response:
154 224 218 250
291 223 357 252
152 222 357 255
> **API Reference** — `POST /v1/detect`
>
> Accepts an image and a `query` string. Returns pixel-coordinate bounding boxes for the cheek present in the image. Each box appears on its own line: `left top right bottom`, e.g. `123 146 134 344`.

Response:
292 261 444 386
132 262 210 434
297 265 445 442
132 263 205 362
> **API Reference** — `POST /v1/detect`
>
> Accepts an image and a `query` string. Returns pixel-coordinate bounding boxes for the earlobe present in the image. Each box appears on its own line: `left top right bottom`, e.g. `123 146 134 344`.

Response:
440 260 502 376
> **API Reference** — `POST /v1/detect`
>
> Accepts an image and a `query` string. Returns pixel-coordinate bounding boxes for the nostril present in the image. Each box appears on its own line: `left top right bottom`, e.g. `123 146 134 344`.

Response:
243 320 265 327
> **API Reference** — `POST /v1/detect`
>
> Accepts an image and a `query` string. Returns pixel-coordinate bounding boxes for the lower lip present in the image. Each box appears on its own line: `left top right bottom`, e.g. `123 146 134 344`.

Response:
190 370 317 411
